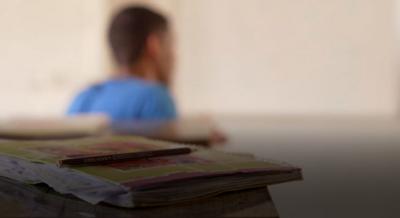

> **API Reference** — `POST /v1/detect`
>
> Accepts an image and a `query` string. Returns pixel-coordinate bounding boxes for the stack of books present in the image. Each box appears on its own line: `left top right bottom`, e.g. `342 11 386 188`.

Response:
0 135 302 208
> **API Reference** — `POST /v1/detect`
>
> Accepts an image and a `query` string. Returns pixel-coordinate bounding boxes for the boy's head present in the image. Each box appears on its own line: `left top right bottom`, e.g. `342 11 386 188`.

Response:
108 6 174 86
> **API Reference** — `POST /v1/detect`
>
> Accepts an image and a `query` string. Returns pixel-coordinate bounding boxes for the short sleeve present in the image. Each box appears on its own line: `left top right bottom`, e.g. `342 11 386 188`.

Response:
139 87 177 120
66 93 86 115
66 87 97 115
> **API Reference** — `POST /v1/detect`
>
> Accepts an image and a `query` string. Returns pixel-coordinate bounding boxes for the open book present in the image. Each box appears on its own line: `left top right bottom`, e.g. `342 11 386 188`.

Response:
0 116 220 146
0 136 302 208
0 115 109 140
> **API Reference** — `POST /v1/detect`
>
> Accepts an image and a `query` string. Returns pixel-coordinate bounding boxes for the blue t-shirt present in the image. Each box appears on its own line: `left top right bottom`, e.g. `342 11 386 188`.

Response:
66 78 177 121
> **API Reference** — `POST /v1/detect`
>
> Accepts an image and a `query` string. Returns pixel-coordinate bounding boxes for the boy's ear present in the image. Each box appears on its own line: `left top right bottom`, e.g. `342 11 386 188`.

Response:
146 33 162 58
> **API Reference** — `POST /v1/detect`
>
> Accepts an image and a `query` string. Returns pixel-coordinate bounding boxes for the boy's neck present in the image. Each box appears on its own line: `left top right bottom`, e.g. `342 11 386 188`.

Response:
116 60 159 83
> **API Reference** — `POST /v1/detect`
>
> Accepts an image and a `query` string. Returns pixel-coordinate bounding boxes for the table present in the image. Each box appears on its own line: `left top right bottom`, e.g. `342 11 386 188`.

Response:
2 115 399 217
215 116 400 218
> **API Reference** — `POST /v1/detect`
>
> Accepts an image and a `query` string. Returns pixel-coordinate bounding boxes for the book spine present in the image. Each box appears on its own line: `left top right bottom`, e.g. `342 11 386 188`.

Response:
59 147 191 167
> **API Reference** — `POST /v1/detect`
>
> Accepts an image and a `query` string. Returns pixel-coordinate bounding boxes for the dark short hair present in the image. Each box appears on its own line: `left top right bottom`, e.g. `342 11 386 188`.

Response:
108 6 168 66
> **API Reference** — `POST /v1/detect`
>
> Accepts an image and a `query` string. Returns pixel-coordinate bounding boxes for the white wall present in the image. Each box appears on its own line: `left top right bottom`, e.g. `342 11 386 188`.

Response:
174 0 399 116
0 0 108 118
0 0 398 118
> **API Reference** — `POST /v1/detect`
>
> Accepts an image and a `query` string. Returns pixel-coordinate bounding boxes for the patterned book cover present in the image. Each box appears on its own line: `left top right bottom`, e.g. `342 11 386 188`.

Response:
0 136 302 207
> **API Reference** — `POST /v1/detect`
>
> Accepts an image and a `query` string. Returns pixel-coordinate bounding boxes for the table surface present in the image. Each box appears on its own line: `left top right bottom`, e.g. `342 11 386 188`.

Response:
215 116 400 218
1 116 400 218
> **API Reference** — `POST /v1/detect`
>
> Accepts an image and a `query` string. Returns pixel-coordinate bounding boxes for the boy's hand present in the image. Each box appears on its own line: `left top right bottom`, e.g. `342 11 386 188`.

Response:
208 128 228 145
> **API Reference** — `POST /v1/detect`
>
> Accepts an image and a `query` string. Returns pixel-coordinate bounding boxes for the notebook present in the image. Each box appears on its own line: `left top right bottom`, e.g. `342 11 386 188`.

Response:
0 136 302 208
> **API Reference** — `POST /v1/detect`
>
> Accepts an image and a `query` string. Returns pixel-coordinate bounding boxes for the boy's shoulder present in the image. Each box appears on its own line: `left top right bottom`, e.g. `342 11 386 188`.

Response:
109 78 166 94
83 78 169 98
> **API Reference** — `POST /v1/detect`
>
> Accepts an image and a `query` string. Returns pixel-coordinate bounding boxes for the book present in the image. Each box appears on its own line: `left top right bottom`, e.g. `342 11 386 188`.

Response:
58 147 192 166
0 115 109 140
111 117 224 146
0 116 220 146
0 177 279 218
0 136 302 208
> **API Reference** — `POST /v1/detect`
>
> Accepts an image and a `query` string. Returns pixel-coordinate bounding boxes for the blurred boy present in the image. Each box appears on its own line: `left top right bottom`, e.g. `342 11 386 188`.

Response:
67 6 176 121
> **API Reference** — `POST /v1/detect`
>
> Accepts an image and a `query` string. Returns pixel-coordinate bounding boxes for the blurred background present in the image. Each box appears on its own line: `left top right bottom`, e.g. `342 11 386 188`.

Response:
0 0 399 118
